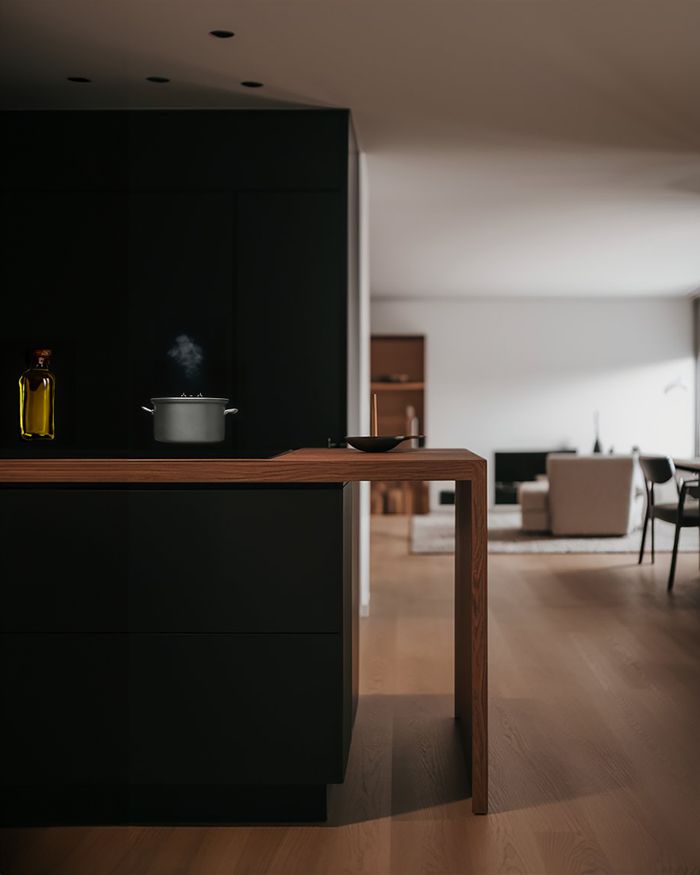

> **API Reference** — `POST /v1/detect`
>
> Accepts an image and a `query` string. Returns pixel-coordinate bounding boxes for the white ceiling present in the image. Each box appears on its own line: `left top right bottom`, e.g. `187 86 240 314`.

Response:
2 1 699 298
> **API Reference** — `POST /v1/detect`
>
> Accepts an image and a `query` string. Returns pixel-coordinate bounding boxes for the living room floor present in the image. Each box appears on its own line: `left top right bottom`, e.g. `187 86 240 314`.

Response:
1 516 698 875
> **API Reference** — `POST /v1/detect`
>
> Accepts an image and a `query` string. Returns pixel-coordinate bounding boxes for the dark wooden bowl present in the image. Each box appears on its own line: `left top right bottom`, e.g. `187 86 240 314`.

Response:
345 435 424 453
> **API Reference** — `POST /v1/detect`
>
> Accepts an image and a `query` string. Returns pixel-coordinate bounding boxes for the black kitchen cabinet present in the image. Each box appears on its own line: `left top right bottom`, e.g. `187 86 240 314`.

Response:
0 483 357 824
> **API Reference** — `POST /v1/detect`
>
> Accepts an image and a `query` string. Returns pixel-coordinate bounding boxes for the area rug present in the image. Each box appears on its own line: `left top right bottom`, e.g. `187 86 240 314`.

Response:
410 508 699 555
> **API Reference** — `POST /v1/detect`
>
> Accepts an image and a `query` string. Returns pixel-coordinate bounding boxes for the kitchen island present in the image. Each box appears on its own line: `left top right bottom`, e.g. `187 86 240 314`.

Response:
0 448 487 820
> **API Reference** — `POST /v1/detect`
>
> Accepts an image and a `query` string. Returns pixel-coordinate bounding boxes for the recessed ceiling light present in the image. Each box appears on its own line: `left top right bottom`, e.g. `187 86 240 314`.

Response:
66 76 91 83
210 29 235 39
146 76 170 83
241 81 263 88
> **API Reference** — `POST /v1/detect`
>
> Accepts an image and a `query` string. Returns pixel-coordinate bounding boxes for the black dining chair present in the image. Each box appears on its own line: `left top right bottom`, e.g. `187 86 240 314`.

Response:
638 456 699 590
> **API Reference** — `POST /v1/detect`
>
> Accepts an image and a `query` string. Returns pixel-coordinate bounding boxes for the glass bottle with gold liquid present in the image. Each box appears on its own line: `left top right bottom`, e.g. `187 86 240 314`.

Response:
19 348 55 440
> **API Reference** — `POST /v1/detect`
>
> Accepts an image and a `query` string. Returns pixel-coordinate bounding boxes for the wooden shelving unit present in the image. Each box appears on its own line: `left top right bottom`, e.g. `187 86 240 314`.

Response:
370 382 424 392
370 335 429 514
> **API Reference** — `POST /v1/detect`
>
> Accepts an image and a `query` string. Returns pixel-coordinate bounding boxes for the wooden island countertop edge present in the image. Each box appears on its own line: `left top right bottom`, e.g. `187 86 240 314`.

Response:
0 448 486 484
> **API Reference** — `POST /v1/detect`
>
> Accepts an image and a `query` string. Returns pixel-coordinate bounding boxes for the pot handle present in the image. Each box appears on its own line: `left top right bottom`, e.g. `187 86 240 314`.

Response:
224 408 239 416
141 406 154 415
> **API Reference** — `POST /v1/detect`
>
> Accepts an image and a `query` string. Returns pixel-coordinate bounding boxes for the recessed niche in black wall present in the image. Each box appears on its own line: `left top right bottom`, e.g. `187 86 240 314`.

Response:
126 192 236 453
1 190 128 456
0 341 76 451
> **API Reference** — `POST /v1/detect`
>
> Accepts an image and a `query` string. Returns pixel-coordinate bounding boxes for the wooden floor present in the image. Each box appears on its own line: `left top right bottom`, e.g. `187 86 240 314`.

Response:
2 515 699 874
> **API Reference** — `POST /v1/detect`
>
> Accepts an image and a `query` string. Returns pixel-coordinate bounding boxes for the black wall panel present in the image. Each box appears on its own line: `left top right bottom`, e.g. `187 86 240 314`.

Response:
0 110 350 457
0 112 129 192
236 191 347 452
1 111 347 192
127 111 348 192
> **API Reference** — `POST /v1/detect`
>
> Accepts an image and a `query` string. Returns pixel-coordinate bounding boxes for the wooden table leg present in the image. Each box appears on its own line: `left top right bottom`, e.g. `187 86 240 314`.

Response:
455 473 488 814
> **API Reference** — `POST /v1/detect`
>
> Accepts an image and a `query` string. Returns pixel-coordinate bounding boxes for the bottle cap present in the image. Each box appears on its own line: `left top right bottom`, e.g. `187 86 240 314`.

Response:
33 348 52 358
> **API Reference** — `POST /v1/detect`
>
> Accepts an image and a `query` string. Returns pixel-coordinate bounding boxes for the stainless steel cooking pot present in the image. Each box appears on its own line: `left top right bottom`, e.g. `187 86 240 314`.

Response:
141 396 238 443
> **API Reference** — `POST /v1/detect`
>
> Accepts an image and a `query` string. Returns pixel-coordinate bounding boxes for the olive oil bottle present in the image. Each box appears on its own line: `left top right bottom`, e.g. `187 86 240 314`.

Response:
19 348 55 440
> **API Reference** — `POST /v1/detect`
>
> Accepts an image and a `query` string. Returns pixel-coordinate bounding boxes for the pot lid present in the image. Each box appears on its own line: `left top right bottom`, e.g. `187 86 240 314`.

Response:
151 396 230 404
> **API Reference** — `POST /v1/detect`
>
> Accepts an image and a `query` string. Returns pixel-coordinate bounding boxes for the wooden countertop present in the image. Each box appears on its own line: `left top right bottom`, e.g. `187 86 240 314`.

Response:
0 447 485 484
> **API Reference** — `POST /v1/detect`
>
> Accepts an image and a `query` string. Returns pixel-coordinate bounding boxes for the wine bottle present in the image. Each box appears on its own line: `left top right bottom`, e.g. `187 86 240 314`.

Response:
19 348 55 440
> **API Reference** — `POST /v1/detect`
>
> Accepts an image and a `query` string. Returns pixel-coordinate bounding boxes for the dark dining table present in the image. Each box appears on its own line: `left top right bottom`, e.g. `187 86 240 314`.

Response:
674 458 700 475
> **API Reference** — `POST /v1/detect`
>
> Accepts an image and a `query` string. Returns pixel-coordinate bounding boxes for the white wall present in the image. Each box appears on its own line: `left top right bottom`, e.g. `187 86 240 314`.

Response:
347 142 372 616
371 297 696 506
358 153 371 615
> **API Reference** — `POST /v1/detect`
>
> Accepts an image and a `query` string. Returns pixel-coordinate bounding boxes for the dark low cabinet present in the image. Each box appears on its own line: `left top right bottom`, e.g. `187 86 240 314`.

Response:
128 633 344 786
0 489 129 632
0 483 356 824
0 633 128 788
0 486 344 635
127 486 345 634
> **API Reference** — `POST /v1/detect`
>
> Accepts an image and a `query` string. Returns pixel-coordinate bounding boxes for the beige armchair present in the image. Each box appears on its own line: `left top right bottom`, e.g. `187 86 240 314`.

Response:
519 454 637 536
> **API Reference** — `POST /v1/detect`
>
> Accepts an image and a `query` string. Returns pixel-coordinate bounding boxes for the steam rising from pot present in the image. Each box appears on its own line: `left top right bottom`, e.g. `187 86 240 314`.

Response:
168 334 203 379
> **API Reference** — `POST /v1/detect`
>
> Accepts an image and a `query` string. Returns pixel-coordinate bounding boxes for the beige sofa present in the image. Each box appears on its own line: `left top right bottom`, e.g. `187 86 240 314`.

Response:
519 454 637 536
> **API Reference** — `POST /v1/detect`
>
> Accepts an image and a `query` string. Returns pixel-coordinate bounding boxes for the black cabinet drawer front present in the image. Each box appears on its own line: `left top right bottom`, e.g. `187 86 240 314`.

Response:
127 487 344 633
0 486 345 634
0 634 128 787
0 489 129 632
128 634 343 786
1 633 344 793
